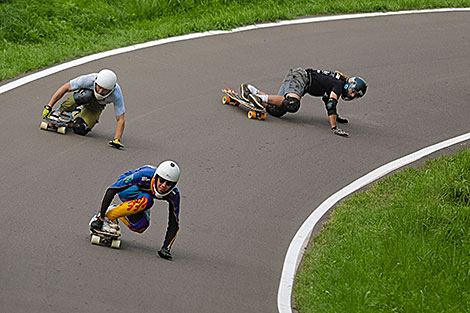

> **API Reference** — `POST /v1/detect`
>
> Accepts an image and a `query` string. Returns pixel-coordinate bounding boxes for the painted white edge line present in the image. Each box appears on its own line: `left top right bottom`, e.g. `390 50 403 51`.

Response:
277 132 470 313
1 8 469 95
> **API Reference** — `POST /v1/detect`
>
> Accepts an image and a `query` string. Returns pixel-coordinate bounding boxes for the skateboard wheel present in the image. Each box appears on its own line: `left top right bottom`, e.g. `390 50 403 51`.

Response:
248 111 256 119
40 122 48 130
222 96 230 105
57 126 66 135
90 235 101 245
259 113 267 120
111 239 121 249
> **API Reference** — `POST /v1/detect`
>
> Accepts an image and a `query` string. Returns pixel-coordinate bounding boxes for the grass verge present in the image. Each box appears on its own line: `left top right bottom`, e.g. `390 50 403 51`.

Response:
294 149 470 312
1 0 469 81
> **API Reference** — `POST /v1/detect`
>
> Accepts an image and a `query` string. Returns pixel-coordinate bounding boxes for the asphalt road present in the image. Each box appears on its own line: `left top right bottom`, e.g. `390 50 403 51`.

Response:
1 11 469 313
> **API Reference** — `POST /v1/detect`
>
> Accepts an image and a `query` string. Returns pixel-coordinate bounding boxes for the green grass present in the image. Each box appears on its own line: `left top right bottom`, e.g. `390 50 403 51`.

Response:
1 0 469 81
294 149 470 313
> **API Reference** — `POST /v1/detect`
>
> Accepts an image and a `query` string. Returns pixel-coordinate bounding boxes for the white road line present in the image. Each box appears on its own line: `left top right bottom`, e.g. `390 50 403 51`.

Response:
277 133 470 313
1 8 469 313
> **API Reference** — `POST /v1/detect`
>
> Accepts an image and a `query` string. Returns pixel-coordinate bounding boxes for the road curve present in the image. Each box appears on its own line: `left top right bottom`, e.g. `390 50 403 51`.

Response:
1 11 469 313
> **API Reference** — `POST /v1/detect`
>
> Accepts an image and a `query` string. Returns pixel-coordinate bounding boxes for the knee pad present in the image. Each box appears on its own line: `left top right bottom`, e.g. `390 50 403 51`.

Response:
72 117 90 136
73 88 95 105
282 96 301 113
266 104 287 118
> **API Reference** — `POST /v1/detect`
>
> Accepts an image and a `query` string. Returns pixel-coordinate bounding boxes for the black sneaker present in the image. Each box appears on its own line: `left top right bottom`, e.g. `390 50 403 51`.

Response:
240 83 252 101
248 94 265 110
89 215 104 231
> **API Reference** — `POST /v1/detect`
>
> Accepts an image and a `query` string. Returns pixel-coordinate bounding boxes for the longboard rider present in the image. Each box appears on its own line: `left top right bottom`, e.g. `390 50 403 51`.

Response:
89 161 182 260
42 69 126 148
241 68 367 137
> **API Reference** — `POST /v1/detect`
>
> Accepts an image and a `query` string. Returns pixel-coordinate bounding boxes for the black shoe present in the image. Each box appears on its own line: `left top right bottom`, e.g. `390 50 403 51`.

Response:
336 115 349 124
240 83 251 101
90 218 103 231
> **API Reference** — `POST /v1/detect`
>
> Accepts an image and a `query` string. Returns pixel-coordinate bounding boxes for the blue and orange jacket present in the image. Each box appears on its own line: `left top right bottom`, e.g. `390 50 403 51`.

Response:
99 165 181 250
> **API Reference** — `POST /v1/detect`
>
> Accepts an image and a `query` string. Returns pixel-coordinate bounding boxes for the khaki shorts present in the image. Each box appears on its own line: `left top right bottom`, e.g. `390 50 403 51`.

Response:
277 67 309 97
59 95 104 129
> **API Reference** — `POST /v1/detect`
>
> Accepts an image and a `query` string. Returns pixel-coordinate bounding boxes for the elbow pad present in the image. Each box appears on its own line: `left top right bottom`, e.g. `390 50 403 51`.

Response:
325 98 338 116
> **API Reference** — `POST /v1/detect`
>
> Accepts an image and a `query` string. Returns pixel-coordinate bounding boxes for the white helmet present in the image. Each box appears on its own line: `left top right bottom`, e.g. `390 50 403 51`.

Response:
152 161 180 198
94 69 117 100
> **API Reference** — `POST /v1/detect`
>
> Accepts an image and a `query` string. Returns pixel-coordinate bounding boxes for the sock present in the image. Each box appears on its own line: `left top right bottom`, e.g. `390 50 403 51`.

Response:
248 85 259 95
259 94 268 103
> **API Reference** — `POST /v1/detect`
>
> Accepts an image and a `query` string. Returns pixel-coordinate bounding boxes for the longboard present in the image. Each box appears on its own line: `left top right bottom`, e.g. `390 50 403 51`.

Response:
40 111 77 135
90 229 121 249
40 117 69 134
221 88 267 120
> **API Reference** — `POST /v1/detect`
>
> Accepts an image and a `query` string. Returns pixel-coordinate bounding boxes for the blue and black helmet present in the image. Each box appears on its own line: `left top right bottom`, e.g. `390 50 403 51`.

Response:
342 76 367 101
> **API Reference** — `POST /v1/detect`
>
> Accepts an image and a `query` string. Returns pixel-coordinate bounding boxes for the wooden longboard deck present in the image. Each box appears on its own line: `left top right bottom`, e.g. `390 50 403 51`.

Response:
221 88 265 113
91 229 121 239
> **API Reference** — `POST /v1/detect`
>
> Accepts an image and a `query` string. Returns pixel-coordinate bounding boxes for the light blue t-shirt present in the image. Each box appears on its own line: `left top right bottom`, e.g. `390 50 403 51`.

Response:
70 73 125 116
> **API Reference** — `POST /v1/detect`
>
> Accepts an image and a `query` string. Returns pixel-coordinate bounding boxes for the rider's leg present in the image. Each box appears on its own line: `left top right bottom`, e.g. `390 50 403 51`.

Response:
119 210 151 233
105 187 154 233
74 102 103 129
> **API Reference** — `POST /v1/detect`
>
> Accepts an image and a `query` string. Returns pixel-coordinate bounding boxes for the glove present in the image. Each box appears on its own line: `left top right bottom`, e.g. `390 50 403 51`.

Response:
336 115 348 124
109 138 124 149
42 105 52 118
158 248 172 260
332 126 349 137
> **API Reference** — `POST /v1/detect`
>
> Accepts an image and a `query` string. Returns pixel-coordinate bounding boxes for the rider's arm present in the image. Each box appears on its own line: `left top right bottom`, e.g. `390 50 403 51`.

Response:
162 196 180 251
113 113 125 141
98 186 128 219
47 82 72 108
327 91 339 128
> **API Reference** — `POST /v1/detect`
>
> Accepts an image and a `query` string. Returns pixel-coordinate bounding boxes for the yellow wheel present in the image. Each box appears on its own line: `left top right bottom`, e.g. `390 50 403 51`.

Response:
259 113 267 120
40 121 48 130
248 111 256 119
222 96 230 105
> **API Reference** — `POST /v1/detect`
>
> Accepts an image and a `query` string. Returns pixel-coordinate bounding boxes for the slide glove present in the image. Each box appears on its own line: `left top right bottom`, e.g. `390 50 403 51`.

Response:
42 105 52 118
158 248 172 260
336 115 349 124
332 126 349 137
109 138 124 149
